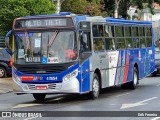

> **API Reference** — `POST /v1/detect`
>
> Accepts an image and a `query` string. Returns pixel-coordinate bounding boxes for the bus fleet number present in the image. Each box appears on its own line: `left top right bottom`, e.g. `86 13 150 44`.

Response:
46 77 58 80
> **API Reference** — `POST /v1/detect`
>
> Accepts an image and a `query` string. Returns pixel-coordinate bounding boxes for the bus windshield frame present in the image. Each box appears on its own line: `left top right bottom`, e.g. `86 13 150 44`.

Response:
13 30 78 64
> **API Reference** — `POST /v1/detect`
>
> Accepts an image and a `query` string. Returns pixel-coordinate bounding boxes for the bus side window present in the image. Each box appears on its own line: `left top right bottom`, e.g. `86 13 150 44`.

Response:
93 38 105 51
115 26 125 49
125 26 132 48
105 38 115 50
132 26 139 48
105 25 114 37
133 38 139 48
80 32 91 52
145 27 152 47
105 25 115 50
93 25 103 37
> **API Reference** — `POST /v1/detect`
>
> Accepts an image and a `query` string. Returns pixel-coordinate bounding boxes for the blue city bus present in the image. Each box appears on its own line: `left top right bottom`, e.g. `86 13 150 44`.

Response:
6 12 155 101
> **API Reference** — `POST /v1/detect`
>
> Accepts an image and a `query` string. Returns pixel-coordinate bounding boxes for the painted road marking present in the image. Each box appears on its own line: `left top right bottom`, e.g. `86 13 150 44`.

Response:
24 116 40 120
156 84 160 86
151 117 160 120
116 93 130 97
121 97 158 109
13 103 42 109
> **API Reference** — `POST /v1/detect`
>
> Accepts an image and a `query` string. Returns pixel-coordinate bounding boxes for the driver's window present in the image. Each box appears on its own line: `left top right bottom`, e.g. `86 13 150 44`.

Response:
80 32 91 52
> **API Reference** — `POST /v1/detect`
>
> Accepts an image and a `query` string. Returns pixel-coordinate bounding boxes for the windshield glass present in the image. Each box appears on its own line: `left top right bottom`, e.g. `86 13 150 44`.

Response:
155 52 160 59
14 31 77 64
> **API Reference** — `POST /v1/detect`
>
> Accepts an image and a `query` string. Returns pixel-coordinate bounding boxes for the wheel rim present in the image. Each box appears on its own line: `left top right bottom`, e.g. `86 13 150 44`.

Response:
0 68 4 77
134 70 138 85
93 78 99 96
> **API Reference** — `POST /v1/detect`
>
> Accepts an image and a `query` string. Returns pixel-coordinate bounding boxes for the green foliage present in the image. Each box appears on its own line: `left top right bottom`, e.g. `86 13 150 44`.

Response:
104 0 115 17
61 0 107 16
0 0 56 35
103 0 156 19
61 0 88 14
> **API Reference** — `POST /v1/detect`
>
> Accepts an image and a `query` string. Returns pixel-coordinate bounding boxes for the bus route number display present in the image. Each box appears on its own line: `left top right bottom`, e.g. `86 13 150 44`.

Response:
14 18 73 29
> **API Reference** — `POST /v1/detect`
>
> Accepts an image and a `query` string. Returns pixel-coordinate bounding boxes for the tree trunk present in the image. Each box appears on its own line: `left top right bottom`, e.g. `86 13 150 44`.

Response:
114 0 118 18
114 0 121 18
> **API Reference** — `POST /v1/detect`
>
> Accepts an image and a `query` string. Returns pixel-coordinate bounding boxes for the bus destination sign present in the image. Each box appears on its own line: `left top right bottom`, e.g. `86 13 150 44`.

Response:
14 17 73 29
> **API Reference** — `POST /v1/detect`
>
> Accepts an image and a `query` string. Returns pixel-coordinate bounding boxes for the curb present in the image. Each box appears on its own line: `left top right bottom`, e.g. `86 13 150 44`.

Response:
0 77 13 94
0 90 12 94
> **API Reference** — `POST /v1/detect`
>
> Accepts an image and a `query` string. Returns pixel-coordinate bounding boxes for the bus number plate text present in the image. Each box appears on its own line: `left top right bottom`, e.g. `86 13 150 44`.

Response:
36 86 48 90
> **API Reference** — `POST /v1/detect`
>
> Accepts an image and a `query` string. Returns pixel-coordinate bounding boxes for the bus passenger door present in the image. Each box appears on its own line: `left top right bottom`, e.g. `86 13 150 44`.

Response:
79 31 92 93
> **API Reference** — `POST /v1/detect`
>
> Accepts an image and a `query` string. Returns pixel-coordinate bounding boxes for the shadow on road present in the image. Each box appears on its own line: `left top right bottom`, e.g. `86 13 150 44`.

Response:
19 86 135 105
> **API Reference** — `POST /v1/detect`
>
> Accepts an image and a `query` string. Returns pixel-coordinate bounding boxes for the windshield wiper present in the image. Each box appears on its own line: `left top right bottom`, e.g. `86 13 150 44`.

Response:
25 32 31 49
48 30 58 48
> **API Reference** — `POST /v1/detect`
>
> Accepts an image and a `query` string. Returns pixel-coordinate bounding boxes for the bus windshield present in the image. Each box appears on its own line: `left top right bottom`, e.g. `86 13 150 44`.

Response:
14 30 77 64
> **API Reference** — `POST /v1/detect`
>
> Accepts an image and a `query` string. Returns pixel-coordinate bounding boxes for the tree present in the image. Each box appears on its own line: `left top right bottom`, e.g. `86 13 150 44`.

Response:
0 0 56 35
61 0 107 16
104 0 155 18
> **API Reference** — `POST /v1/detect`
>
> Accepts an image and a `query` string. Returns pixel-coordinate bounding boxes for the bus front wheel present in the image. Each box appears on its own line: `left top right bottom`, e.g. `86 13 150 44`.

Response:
33 93 46 102
88 73 100 99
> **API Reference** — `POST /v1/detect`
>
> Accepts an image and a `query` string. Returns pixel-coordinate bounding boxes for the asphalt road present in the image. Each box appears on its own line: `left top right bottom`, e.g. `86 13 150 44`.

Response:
1 75 160 120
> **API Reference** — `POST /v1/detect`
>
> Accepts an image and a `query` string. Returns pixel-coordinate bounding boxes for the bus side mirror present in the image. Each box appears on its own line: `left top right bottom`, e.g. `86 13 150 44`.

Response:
5 37 9 48
5 30 12 48
5 30 13 55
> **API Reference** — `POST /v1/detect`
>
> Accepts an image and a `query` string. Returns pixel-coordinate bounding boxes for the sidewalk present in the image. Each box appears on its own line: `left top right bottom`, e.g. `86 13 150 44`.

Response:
0 77 13 94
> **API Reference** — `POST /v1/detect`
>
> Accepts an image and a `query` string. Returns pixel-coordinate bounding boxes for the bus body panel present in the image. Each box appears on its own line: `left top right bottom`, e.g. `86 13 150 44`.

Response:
9 13 155 96
89 51 120 88
90 52 108 88
115 50 126 85
12 63 81 94
80 58 90 93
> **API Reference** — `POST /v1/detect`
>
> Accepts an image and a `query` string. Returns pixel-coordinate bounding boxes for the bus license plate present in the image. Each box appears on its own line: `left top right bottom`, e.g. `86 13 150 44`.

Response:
36 86 48 90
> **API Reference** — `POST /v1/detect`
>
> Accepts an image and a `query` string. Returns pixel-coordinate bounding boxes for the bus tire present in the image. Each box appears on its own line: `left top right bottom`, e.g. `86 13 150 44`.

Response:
33 93 46 102
129 67 138 89
88 73 100 99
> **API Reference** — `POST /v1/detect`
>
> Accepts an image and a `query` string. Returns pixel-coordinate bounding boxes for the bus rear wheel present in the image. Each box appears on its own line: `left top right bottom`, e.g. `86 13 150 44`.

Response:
88 73 100 99
129 67 138 89
33 93 46 102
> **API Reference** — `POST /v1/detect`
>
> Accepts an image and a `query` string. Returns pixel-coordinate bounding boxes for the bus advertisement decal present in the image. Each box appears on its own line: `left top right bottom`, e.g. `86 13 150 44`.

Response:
48 57 59 63
42 57 59 64
108 51 119 86
21 76 34 81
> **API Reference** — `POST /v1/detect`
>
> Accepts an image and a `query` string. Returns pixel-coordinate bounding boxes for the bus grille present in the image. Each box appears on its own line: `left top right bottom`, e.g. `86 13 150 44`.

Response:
27 83 62 90
19 68 65 74
14 62 76 74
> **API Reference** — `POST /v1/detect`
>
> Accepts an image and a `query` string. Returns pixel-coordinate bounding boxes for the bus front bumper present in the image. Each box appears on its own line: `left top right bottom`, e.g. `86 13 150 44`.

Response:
12 77 80 94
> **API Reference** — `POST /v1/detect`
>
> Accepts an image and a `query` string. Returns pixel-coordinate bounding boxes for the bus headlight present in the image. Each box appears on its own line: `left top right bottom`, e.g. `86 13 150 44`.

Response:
63 69 78 83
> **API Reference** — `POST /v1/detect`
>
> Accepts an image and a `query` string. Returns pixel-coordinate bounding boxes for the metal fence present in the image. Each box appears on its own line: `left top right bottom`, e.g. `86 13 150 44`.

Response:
0 36 5 48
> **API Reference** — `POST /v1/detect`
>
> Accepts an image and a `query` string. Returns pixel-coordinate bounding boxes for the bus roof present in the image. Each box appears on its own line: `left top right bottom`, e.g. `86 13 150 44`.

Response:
15 12 152 26
106 17 152 25
18 12 74 19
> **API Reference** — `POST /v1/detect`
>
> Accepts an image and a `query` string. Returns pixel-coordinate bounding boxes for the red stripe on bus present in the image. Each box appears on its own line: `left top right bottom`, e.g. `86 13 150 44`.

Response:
123 54 129 83
21 76 34 81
